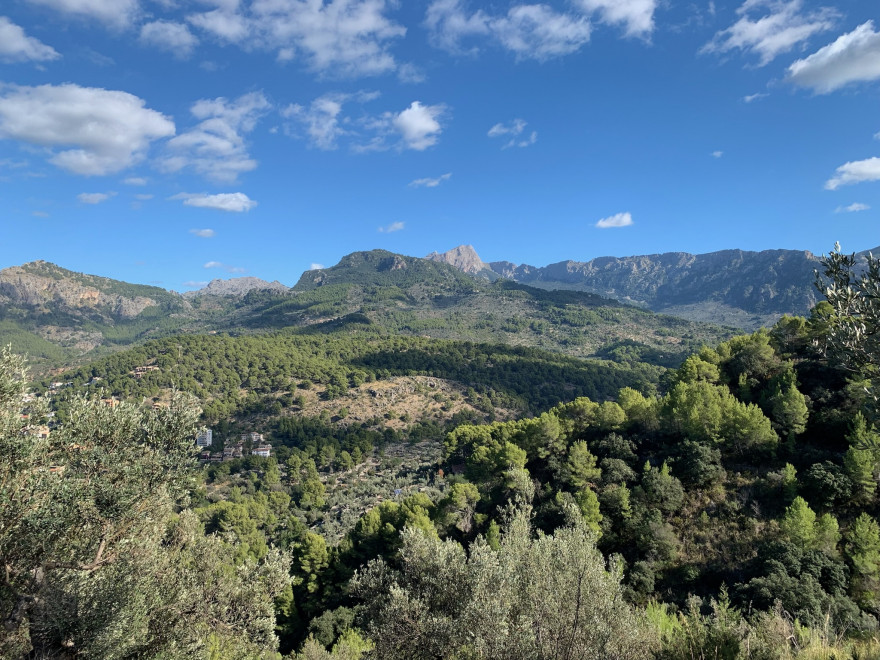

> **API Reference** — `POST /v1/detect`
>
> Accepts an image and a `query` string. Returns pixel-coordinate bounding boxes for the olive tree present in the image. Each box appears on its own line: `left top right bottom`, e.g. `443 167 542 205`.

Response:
0 347 290 658
816 243 880 421
352 503 656 660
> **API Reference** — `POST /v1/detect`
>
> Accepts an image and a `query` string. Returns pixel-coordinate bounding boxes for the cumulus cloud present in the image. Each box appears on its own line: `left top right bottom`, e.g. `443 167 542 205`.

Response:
308 263 325 270
204 260 246 273
140 20 199 58
834 202 870 213
284 94 445 152
575 0 656 37
378 221 404 232
160 91 269 182
172 191 258 212
488 118 537 148
702 0 836 66
825 157 880 190
189 228 216 237
425 0 591 60
188 0 405 77
712 150 724 158
0 17 61 62
77 191 113 204
123 176 147 185
788 21 880 93
27 0 140 29
410 172 452 187
596 211 633 228
393 101 444 150
282 92 359 150
0 83 174 176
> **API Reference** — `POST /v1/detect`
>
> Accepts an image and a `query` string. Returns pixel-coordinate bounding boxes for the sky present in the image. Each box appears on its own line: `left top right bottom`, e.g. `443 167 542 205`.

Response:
0 0 878 291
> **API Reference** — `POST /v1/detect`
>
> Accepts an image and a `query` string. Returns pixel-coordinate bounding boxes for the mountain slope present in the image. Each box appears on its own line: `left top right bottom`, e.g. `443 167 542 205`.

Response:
426 245 877 329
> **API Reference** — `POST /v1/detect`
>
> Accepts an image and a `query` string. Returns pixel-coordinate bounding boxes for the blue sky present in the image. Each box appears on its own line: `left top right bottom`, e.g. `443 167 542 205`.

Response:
0 0 878 290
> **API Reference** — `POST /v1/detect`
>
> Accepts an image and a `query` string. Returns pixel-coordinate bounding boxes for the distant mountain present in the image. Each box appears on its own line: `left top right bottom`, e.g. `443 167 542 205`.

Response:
184 277 288 298
425 245 499 279
430 245 880 329
8 241 861 372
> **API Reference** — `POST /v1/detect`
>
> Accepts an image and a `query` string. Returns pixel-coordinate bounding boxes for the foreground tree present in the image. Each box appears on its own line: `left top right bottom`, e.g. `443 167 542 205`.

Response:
352 503 656 660
0 347 290 658
817 243 880 421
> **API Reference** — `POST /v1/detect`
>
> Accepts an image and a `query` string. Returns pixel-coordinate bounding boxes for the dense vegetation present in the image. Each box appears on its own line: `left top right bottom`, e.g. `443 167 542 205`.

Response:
50 330 663 424
0 251 734 374
4 247 880 659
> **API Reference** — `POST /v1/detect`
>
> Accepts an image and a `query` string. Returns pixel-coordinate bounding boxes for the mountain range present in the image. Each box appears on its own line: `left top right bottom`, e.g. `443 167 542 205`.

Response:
427 244 877 328
1 243 867 372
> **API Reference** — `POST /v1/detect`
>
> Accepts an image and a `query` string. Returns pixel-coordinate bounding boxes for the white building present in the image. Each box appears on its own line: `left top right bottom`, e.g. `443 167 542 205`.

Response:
196 429 213 448
252 444 271 458
241 432 264 444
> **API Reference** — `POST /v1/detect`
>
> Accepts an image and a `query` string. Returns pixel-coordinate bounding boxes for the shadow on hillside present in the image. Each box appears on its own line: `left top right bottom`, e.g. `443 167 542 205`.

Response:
349 344 660 413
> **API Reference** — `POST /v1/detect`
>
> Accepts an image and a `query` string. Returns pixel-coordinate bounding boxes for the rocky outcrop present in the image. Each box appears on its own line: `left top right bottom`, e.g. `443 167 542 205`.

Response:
184 277 288 298
426 245 496 278
0 262 164 319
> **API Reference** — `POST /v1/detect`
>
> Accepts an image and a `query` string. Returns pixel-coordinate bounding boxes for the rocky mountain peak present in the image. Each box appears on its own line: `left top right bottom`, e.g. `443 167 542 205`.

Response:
185 277 288 298
425 245 487 275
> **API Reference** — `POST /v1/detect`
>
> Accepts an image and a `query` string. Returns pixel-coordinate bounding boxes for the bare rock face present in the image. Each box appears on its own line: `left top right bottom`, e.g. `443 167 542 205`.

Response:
425 245 488 275
184 277 289 298
0 261 175 320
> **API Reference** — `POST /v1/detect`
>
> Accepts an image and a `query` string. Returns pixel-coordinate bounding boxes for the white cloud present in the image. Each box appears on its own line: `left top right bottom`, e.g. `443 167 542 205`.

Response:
397 63 426 84
187 5 251 43
788 21 880 93
78 191 113 204
282 93 349 150
596 211 633 228
712 150 723 158
160 91 269 182
834 202 870 213
204 260 246 273
491 5 592 60
283 94 445 152
32 210 50 218
825 157 880 190
140 20 199 58
743 92 768 102
188 0 405 77
190 228 216 237
308 263 325 270
0 83 174 176
134 193 153 200
424 0 490 53
410 172 452 188
172 192 258 212
0 17 61 62
425 0 591 60
378 221 404 232
702 0 836 66
575 0 657 37
26 0 140 28
393 101 444 150
124 176 147 185
488 118 527 137
488 118 537 148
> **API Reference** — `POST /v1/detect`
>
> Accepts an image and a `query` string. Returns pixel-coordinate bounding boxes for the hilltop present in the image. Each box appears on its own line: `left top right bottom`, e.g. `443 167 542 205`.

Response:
0 250 738 372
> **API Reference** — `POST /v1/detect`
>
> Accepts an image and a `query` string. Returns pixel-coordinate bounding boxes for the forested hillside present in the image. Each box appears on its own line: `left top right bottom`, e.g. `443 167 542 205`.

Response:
0 247 796 373
4 247 880 659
